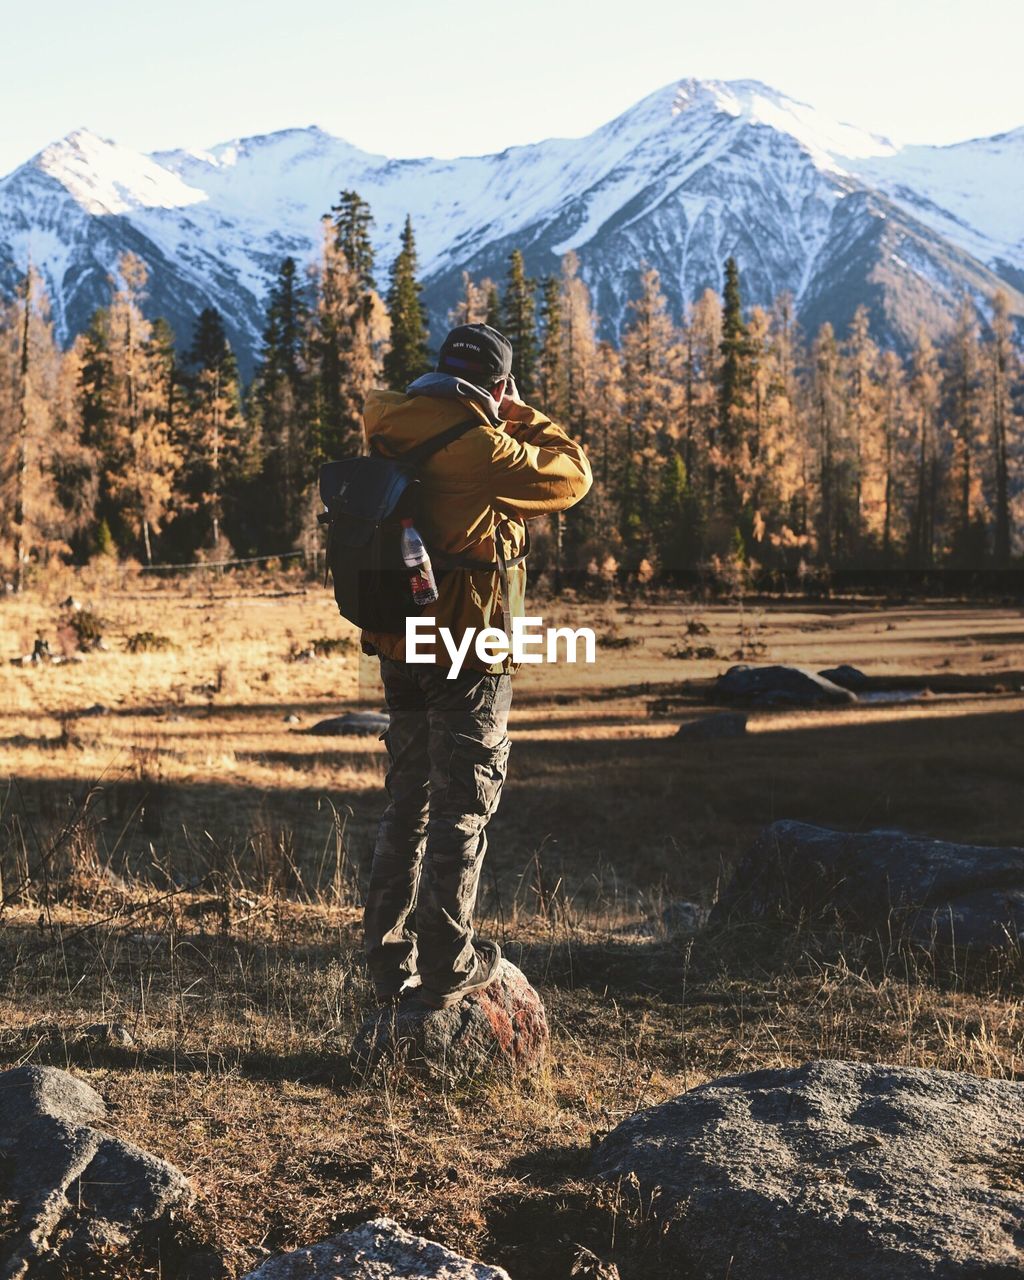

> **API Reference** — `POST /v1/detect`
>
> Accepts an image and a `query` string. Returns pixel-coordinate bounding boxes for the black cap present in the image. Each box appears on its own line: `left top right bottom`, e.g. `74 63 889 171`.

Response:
437 323 513 386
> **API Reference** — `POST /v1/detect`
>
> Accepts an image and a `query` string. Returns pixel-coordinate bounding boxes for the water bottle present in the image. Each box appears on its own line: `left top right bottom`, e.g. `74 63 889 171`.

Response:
400 518 439 608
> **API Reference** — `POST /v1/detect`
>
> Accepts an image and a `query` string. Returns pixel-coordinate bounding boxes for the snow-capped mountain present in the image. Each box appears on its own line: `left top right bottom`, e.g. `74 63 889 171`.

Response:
1 77 1022 377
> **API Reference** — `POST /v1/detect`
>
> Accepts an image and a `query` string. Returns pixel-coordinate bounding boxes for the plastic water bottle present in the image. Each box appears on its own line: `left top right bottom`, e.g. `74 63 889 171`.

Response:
400 518 439 608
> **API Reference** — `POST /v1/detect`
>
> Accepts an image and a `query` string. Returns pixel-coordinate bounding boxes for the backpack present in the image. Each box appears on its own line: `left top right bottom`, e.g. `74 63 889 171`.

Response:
319 418 499 633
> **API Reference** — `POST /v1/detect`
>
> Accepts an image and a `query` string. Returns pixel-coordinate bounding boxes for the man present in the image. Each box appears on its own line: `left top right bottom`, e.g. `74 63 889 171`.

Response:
361 323 592 1009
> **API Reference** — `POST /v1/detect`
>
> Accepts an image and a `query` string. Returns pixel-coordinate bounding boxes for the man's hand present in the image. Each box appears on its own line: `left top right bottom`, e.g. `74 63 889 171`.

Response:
498 377 533 424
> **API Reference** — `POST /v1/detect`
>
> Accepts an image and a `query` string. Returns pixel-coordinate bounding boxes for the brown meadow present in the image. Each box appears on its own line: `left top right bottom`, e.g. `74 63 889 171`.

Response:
1 569 1022 1277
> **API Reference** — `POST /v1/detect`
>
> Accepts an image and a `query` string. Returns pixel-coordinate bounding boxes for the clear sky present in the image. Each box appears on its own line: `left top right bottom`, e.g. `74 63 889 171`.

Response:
3 0 1023 176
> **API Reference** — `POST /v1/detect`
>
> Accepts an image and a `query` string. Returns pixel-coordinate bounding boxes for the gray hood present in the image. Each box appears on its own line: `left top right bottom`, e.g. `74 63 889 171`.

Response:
406 372 503 427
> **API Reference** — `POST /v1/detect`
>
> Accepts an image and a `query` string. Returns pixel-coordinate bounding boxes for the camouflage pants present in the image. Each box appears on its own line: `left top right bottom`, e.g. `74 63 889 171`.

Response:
364 656 512 999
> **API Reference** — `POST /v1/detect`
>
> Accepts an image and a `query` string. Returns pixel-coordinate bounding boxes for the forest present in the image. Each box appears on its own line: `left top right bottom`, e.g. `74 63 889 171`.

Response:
0 188 1021 591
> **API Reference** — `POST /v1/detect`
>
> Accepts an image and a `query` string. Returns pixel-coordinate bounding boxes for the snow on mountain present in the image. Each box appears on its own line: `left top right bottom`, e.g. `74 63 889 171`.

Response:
849 128 1024 266
37 129 208 215
1 78 1021 377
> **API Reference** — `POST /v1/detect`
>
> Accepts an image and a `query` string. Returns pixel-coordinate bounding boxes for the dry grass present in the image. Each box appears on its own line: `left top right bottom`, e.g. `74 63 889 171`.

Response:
0 569 1023 1277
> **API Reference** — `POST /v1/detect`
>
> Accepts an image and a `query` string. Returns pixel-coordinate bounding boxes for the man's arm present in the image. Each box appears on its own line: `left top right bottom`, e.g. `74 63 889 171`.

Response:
482 406 593 517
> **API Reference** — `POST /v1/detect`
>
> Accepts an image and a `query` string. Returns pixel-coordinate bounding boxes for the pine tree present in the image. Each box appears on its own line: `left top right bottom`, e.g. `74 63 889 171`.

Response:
620 267 680 558
654 451 701 572
943 298 984 564
330 191 376 293
502 250 538 397
312 208 390 465
383 215 430 391
877 350 908 562
252 256 312 552
718 258 752 451
80 254 180 564
181 308 245 551
679 289 721 553
537 275 564 413
810 324 842 562
559 253 599 442
909 330 941 566
485 281 502 330
843 306 882 554
0 269 68 585
988 290 1017 565
716 257 756 544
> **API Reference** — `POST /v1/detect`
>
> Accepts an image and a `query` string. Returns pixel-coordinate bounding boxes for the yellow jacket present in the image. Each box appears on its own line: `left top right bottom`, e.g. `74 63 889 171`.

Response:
360 385 592 673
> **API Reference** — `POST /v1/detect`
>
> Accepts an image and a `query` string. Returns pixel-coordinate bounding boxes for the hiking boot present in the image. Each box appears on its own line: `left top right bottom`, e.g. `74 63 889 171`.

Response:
416 941 502 1010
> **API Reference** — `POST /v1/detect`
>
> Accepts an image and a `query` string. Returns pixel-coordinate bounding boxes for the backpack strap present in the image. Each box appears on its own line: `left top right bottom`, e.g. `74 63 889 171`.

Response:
379 415 530 635
392 416 482 467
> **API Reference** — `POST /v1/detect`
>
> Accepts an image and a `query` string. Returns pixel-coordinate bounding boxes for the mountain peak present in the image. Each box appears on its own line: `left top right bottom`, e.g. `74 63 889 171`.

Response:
35 128 207 215
668 77 898 168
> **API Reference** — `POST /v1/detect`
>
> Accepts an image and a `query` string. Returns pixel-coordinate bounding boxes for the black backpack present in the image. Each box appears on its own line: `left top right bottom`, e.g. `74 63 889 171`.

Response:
318 418 487 633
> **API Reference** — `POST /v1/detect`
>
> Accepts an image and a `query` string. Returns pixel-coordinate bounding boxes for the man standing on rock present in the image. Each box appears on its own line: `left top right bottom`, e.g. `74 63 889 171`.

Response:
361 323 592 1010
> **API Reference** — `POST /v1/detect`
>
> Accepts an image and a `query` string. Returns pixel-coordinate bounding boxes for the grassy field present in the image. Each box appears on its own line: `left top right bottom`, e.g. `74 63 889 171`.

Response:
1 568 1022 1278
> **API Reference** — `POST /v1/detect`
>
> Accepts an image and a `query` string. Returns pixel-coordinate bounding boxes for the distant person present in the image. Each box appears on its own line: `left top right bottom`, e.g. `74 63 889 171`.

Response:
361 323 592 1009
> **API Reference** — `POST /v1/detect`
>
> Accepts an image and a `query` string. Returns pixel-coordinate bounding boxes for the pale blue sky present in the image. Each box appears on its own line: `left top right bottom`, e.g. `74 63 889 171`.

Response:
3 0 1023 175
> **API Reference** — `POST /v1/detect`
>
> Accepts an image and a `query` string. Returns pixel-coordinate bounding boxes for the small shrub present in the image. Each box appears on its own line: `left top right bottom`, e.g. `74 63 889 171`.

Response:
64 609 106 651
290 636 354 661
125 631 173 654
685 616 711 636
666 643 718 660
599 628 643 651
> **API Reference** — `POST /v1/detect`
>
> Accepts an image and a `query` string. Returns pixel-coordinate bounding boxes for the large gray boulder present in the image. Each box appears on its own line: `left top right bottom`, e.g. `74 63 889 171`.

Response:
592 1059 1024 1279
714 664 857 706
710 819 1024 947
352 959 549 1084
240 1217 510 1279
819 663 871 691
0 1065 193 1279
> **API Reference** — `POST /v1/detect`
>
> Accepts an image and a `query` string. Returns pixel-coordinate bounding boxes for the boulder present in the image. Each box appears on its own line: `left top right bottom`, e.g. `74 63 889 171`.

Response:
0 1065 193 1278
592 1059 1024 1280
673 712 747 741
352 959 549 1084
240 1218 510 1279
709 819 1024 947
308 711 389 737
818 663 871 691
714 664 857 707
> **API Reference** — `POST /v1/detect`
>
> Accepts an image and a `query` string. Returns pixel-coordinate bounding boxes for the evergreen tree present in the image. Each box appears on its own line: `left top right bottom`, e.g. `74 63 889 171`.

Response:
716 257 756 544
943 298 984 564
842 305 882 554
330 190 376 293
877 349 908 562
909 330 941 567
502 250 538 397
718 258 752 450
810 323 842 562
537 275 564 413
485 281 502 330
252 256 312 552
988 290 1016 565
383 215 430 390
